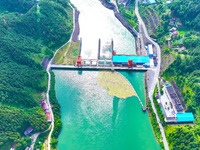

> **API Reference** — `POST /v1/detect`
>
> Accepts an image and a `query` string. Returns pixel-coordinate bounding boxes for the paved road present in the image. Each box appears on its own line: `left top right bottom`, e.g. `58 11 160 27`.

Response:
29 57 55 150
135 1 169 150
30 132 40 149
30 126 52 150
46 64 54 150
138 24 146 55
45 26 74 149
111 0 119 12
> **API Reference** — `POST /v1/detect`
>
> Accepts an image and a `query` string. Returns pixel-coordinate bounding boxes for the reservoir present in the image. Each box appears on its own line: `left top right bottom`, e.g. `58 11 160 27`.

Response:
54 0 160 149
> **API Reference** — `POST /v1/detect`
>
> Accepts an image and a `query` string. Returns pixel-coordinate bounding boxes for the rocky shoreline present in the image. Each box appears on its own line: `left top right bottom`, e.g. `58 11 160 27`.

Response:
100 0 138 38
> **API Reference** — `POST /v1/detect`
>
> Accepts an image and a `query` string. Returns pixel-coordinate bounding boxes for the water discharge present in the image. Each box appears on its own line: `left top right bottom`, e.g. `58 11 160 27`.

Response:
70 0 136 59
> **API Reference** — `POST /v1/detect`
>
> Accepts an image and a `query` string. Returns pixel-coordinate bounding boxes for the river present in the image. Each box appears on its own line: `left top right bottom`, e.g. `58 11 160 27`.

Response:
71 0 136 59
54 0 160 149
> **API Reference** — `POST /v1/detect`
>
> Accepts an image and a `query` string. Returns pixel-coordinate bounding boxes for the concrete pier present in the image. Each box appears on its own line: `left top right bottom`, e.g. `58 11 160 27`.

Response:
98 39 101 59
79 38 82 56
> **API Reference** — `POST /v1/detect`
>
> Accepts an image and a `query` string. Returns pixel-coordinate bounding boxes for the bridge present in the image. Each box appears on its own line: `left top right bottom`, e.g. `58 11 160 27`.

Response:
50 64 149 71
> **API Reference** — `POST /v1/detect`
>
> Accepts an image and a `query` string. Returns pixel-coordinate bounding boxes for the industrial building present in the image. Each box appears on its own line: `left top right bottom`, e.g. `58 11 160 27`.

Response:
147 44 153 57
23 127 34 136
43 103 48 111
147 0 156 5
41 100 51 122
176 113 194 123
113 55 150 66
161 83 195 123
165 85 184 113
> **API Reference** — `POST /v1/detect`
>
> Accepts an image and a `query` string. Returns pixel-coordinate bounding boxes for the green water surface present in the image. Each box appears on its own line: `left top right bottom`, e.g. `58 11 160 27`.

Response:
54 70 160 150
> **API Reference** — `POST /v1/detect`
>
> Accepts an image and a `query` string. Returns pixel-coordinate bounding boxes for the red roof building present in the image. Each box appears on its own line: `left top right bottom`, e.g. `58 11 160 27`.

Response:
173 31 178 36
46 112 51 122
43 104 47 110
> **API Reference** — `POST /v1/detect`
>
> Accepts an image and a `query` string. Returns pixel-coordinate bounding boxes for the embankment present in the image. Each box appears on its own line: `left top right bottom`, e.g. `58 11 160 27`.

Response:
100 0 138 38
72 10 80 42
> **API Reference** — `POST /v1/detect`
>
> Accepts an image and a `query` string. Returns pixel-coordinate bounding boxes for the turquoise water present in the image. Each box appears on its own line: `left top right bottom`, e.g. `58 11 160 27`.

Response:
54 70 160 150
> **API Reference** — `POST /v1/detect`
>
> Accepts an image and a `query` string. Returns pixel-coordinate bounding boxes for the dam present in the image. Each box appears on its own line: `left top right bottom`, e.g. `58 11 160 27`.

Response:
54 0 161 149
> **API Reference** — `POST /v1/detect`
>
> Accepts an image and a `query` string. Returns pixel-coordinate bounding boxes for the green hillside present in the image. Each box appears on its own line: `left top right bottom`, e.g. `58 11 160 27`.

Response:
170 0 200 30
0 0 73 149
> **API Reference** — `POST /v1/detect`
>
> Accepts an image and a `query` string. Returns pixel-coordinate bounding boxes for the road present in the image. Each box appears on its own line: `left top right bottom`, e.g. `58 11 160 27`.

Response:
138 24 146 56
44 3 80 149
135 0 169 150
45 23 75 149
46 63 54 150
30 126 52 150
110 0 119 12
29 60 55 150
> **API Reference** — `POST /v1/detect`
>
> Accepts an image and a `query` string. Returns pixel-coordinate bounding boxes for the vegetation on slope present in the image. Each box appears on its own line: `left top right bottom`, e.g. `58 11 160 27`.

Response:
117 0 139 31
140 0 200 149
49 71 62 149
53 41 80 65
147 100 164 150
139 1 169 38
166 125 200 150
170 0 200 30
0 0 73 149
163 31 200 122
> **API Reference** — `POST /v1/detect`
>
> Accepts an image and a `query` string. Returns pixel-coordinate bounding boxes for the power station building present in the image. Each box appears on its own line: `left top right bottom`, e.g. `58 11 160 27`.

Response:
113 55 150 66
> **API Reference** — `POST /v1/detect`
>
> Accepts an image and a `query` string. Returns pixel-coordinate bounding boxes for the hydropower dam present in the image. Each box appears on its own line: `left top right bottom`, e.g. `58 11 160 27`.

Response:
53 0 161 149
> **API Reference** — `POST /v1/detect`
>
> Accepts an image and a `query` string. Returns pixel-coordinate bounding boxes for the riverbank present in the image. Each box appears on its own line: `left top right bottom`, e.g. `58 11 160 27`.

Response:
100 0 138 38
52 3 80 65
100 0 140 55
45 3 80 149
134 0 169 149
71 9 80 42
145 73 164 150
48 71 61 149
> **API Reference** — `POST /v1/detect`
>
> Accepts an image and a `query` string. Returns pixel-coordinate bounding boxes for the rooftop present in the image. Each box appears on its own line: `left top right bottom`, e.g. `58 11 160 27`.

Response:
113 55 150 64
176 113 194 122
24 126 34 136
148 0 156 4
166 85 184 113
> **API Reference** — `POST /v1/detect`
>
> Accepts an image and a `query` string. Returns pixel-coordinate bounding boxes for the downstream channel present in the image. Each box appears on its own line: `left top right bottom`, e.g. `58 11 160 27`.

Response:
54 0 160 149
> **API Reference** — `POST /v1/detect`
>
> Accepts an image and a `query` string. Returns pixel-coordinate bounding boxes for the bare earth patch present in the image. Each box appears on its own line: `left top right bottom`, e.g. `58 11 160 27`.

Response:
52 41 80 65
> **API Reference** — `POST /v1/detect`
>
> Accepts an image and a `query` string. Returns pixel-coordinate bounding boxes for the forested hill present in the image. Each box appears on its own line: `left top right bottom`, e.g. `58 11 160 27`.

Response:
0 0 35 13
170 0 200 30
0 0 73 149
